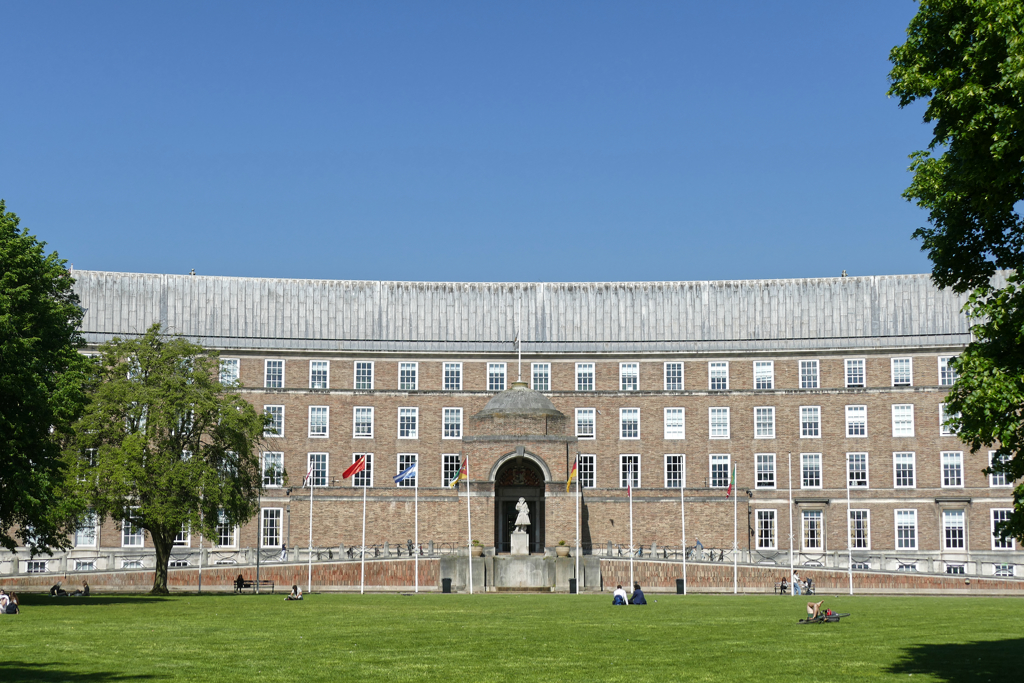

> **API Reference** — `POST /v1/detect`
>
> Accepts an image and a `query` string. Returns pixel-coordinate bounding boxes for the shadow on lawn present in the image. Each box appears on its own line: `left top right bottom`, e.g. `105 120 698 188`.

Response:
18 595 172 608
886 638 1022 682
4 661 163 682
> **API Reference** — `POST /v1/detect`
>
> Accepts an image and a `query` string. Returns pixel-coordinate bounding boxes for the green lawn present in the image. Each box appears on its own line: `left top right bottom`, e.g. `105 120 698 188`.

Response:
2 591 1021 682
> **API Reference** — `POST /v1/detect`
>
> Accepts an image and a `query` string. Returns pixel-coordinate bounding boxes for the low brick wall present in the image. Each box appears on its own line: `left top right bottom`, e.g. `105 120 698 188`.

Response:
600 559 1024 595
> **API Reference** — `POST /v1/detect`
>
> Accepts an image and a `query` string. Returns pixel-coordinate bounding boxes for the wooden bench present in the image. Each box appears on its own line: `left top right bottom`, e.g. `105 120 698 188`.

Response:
235 579 275 594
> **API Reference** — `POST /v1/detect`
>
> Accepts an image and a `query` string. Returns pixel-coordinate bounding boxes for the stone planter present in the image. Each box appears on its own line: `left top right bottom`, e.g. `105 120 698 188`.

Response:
471 546 484 557
555 545 570 558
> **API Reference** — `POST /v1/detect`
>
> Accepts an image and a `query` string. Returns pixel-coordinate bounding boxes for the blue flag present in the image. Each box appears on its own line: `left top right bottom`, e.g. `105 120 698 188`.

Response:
393 462 417 485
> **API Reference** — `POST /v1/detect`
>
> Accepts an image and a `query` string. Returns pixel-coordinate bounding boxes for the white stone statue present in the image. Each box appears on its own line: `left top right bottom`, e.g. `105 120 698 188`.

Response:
514 497 531 533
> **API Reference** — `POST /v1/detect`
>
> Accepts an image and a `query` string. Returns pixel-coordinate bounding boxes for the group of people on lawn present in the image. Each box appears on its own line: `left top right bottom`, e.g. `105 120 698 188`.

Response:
49 580 89 598
780 571 813 596
0 589 20 614
612 583 646 605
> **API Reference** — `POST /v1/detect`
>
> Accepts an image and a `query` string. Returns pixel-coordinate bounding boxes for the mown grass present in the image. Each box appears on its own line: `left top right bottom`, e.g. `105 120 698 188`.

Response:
2 591 1021 682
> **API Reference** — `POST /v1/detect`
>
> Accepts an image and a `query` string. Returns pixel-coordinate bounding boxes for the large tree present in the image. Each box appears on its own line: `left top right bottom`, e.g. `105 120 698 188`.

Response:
889 1 1024 540
68 324 267 593
0 200 90 552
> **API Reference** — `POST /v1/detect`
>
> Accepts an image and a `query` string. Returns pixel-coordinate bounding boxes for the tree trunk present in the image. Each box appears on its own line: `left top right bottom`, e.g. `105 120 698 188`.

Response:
151 532 172 595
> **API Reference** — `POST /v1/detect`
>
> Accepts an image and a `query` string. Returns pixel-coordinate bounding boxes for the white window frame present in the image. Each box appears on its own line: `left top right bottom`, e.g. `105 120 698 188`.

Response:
397 453 418 488
620 363 639 391
619 408 640 440
755 453 776 489
894 452 916 488
801 453 822 489
845 404 866 437
892 404 915 437
709 361 729 390
710 454 730 488
848 509 870 550
939 403 958 436
487 362 507 392
576 408 596 439
663 408 685 440
938 355 957 386
353 407 374 439
755 406 775 439
802 509 823 550
398 407 419 439
943 509 965 550
308 406 329 438
845 358 865 388
215 510 237 548
578 454 596 488
800 406 820 438
352 453 373 488
443 362 462 391
847 452 869 488
219 358 240 385
756 509 777 550
531 363 550 392
399 362 418 391
754 361 774 390
261 508 283 548
619 454 640 489
990 451 1012 487
122 508 144 548
264 359 284 388
576 363 595 391
264 405 284 438
443 407 463 439
307 452 328 487
992 508 1015 550
896 509 918 550
664 454 685 489
799 360 819 389
442 454 461 487
309 360 329 389
75 511 99 548
664 362 684 391
262 451 284 488
891 357 913 387
354 361 374 390
174 524 191 547
709 407 730 439
941 451 963 489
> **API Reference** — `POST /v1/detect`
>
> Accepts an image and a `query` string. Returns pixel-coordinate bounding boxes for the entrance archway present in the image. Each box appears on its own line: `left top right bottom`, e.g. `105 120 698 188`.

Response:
494 458 545 553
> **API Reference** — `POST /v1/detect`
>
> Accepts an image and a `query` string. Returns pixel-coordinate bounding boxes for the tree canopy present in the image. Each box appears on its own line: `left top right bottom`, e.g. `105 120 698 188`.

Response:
890 0 1024 540
0 200 90 552
68 324 267 593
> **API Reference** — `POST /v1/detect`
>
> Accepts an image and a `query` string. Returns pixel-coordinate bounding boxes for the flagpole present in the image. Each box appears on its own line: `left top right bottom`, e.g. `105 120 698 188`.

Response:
681 466 686 595
733 465 738 595
308 469 314 595
466 456 473 595
575 454 580 594
629 460 634 589
360 483 366 595
847 454 853 596
788 452 795 596
415 470 419 593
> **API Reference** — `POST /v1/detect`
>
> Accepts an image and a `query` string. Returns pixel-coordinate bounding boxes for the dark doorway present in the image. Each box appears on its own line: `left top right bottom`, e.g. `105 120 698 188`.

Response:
494 458 545 553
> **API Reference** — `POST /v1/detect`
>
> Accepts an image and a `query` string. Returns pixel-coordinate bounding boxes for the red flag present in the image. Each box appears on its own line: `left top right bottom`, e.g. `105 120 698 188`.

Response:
343 455 367 479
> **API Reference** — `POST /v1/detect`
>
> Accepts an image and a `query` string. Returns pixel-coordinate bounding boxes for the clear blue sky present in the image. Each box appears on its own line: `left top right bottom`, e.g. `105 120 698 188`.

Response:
1 1 933 283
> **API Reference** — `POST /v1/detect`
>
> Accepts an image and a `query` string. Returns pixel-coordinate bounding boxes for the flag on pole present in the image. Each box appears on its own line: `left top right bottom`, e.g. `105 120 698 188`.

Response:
393 462 417 485
303 464 315 487
343 455 367 480
449 457 467 488
726 464 736 498
566 456 578 492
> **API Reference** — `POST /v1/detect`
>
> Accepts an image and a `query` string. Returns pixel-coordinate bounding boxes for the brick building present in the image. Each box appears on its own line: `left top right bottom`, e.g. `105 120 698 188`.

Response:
16 269 1019 580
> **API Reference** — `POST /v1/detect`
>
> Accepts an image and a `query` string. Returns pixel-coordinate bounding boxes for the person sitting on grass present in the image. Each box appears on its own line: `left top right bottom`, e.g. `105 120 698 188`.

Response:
6 593 19 614
630 582 647 605
50 581 68 597
71 581 90 597
285 585 303 601
806 600 824 620
612 584 627 605
0 590 8 612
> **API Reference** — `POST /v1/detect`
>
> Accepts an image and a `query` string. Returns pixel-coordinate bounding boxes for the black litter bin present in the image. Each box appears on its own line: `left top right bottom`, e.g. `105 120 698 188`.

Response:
676 579 685 594
569 579 577 594
441 578 452 594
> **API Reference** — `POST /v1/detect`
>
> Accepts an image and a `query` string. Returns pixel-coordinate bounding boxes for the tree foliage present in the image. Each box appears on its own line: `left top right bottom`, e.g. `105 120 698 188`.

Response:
0 200 90 552
68 324 267 594
890 1 1024 540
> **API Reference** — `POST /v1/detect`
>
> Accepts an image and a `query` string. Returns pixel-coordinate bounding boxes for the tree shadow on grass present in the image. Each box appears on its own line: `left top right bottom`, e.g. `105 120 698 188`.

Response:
4 661 163 682
18 595 173 608
886 638 1022 682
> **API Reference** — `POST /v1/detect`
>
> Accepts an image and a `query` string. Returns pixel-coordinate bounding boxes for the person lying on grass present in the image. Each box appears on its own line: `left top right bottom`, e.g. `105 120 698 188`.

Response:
806 601 824 620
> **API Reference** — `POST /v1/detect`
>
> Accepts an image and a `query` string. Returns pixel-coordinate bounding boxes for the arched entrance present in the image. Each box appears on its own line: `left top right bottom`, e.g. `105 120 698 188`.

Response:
494 458 545 553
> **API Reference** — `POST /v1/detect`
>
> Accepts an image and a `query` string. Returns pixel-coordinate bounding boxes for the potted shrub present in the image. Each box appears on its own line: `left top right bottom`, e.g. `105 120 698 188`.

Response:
555 540 570 557
471 540 484 557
